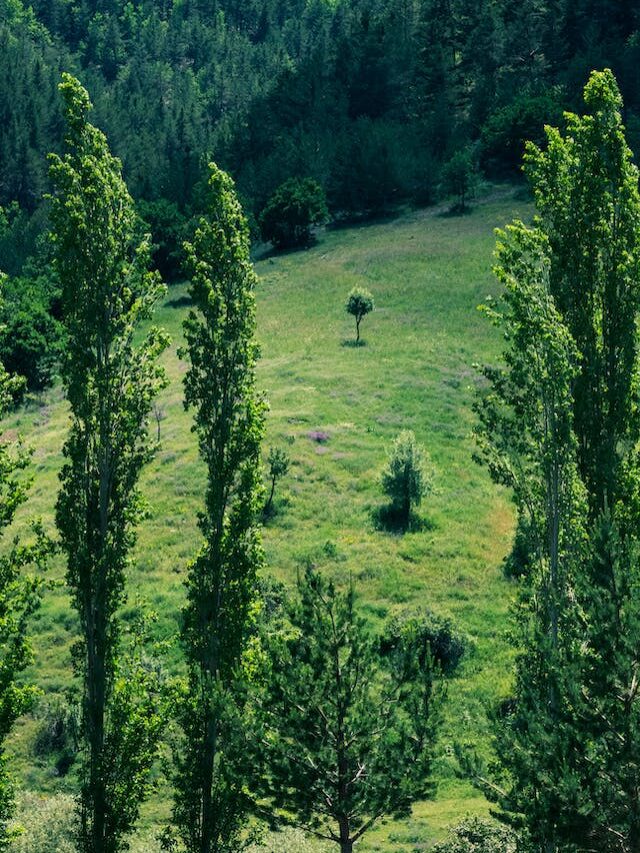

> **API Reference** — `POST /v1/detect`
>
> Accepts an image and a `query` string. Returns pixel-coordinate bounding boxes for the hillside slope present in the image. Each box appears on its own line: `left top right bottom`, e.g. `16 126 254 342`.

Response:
6 191 530 849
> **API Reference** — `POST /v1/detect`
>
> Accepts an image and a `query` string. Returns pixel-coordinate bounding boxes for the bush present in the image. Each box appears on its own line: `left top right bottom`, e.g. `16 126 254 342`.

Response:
380 608 466 675
480 93 562 178
12 793 76 853
32 694 80 777
503 515 534 580
345 286 374 344
432 817 518 852
259 177 328 249
381 430 433 529
0 273 62 400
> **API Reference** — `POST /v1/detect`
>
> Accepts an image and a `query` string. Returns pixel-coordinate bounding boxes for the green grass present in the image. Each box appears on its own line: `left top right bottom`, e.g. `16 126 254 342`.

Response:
4 190 532 850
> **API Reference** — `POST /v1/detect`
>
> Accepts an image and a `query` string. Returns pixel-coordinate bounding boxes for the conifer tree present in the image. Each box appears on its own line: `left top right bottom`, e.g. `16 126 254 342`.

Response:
49 74 169 853
256 566 440 853
172 163 266 853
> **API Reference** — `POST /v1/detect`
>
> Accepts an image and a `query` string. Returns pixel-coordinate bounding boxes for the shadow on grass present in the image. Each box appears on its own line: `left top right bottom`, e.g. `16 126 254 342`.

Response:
341 339 367 348
438 203 474 218
372 504 434 534
166 293 192 309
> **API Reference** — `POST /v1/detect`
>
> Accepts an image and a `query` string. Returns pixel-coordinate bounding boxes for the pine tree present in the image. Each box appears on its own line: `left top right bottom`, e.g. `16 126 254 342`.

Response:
49 73 169 853
256 566 441 853
172 163 266 853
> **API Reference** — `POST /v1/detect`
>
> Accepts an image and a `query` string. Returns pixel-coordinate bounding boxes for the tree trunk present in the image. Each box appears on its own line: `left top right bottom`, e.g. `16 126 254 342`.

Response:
85 573 107 853
264 476 276 514
356 317 361 343
340 840 353 853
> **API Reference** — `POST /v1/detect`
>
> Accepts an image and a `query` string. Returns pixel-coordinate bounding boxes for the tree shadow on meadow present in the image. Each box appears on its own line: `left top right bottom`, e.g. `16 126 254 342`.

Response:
371 503 434 534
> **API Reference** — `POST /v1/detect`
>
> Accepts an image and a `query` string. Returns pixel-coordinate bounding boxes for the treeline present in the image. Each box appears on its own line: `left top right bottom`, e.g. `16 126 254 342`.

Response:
3 0 640 272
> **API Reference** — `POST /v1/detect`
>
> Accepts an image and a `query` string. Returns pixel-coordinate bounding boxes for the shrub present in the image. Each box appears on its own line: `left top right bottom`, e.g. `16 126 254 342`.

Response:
432 817 518 852
259 177 328 249
32 693 80 777
12 793 76 853
381 430 433 529
345 286 374 344
380 608 466 675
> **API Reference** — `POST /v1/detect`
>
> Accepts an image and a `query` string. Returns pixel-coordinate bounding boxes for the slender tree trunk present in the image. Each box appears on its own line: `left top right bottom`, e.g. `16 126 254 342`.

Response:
87 599 107 853
265 476 276 514
356 317 361 343
200 691 218 853
340 839 353 853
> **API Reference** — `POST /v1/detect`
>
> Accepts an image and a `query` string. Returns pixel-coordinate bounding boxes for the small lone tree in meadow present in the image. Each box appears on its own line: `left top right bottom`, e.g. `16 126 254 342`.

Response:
259 177 328 250
381 430 433 529
264 446 290 517
345 286 374 344
256 566 442 853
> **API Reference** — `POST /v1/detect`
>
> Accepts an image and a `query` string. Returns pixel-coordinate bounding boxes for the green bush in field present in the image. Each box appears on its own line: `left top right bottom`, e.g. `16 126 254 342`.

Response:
259 178 328 249
381 430 433 529
432 817 518 852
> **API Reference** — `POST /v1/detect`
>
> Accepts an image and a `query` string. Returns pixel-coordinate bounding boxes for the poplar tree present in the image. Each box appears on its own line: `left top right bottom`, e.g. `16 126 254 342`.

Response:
0 304 47 849
473 71 640 851
49 74 169 853
473 224 590 850
172 163 266 853
524 68 640 516
523 70 640 850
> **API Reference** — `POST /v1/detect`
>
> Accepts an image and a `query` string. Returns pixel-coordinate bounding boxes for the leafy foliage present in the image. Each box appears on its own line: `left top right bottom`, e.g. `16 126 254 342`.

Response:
172 163 266 853
259 178 328 250
432 817 518 853
345 287 374 344
381 430 433 530
264 447 290 518
49 73 169 853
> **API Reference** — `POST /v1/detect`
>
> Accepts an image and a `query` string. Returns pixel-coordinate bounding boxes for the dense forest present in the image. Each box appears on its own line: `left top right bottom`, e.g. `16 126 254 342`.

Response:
3 0 640 271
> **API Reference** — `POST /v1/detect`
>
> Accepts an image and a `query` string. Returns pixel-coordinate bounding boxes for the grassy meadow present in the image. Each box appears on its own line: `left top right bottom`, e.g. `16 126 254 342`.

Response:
5 190 532 850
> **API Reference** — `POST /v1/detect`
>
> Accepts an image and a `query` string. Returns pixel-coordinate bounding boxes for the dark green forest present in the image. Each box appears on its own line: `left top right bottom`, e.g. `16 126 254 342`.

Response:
3 0 640 273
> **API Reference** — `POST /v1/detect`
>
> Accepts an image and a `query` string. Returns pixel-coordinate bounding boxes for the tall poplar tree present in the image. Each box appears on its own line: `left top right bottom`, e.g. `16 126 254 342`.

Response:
473 224 590 850
524 68 640 517
49 74 169 853
474 70 640 851
172 163 266 853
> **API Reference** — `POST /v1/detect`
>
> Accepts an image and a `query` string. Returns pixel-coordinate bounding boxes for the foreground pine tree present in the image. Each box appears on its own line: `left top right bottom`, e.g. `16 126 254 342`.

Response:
172 163 266 853
257 566 441 853
49 74 169 853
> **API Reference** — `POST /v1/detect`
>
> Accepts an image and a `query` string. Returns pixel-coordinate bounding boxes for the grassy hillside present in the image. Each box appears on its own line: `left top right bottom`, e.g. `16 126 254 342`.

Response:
5 190 531 850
